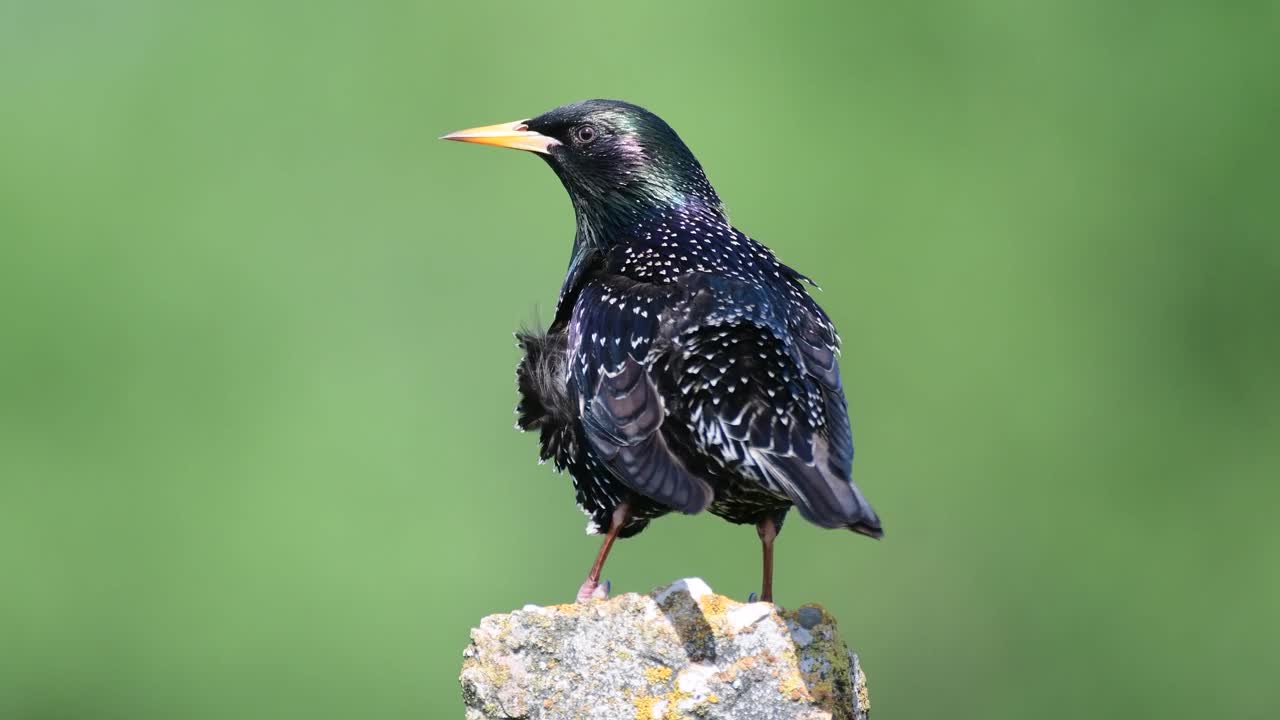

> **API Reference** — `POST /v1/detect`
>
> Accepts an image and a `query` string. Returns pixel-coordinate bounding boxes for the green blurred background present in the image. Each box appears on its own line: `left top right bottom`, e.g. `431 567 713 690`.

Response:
2 1 1277 718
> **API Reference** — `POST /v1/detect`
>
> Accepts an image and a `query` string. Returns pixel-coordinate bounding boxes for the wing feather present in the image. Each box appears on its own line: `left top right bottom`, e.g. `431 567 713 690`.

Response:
570 277 713 514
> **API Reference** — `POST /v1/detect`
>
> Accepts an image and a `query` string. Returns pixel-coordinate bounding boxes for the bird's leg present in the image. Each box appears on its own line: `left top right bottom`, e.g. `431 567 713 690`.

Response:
756 516 779 603
576 502 631 603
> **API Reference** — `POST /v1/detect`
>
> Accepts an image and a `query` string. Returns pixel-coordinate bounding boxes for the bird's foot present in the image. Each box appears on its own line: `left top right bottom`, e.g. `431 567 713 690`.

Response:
576 578 610 603
746 591 773 604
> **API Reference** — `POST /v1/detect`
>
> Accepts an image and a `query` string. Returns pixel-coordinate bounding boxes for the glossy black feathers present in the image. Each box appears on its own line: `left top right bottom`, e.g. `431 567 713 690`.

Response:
512 100 882 540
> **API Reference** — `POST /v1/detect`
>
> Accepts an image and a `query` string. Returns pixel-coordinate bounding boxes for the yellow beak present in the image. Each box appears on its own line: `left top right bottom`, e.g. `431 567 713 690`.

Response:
440 119 560 155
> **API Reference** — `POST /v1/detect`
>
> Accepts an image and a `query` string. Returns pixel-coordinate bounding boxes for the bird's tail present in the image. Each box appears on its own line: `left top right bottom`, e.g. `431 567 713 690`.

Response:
752 445 883 539
839 468 883 539
847 506 884 540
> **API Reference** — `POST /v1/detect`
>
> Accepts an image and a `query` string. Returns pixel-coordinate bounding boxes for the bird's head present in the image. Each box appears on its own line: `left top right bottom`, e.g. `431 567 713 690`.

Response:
443 99 724 244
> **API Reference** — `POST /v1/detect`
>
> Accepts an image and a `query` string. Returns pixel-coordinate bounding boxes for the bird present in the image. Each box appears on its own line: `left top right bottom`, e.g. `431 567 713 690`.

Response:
443 99 881 604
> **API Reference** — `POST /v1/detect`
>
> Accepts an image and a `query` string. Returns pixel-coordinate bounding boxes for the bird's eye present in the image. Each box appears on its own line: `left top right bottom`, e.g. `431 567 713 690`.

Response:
573 124 597 144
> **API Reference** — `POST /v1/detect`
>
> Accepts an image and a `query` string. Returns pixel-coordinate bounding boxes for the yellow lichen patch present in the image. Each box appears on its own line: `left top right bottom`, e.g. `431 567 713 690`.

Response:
778 669 811 702
632 687 695 720
645 666 673 684
632 691 655 717
696 592 735 625
632 694 660 720
478 659 510 688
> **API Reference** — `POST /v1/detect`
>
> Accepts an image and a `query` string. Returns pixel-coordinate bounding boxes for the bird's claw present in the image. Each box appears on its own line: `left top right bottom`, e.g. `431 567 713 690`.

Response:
576 578 610 603
747 591 758 603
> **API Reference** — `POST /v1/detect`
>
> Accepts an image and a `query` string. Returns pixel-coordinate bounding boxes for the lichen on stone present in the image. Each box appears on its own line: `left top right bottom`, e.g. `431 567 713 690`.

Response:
460 578 870 720
645 666 674 684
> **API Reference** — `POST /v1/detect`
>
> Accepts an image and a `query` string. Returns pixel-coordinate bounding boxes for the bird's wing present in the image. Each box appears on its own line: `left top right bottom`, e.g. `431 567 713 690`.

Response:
568 275 714 514
670 275 879 532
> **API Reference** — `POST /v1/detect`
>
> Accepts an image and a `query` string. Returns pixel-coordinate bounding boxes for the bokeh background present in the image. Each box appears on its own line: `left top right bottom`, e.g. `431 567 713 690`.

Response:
3 1 1278 718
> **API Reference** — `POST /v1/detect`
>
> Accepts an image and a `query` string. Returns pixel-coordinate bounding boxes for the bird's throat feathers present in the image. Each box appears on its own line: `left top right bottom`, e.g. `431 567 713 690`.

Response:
569 192 727 253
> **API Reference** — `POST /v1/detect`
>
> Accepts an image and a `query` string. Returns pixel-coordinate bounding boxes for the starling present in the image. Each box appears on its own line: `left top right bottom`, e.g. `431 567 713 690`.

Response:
443 100 881 603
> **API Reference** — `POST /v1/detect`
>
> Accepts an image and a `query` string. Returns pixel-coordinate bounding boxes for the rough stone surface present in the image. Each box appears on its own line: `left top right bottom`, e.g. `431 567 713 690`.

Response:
460 578 870 720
